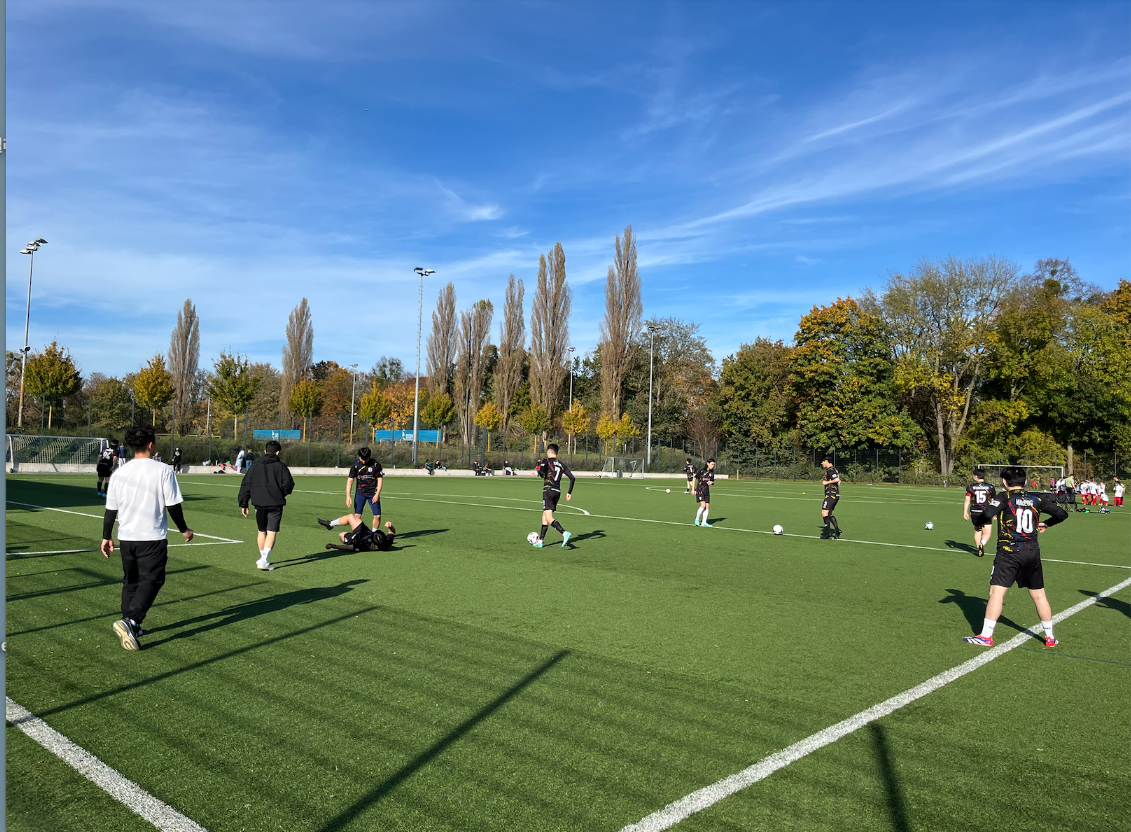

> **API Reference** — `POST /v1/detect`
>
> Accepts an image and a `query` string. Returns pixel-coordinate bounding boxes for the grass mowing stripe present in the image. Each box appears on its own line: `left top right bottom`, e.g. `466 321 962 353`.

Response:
619 572 1131 832
6 499 242 543
6 697 207 832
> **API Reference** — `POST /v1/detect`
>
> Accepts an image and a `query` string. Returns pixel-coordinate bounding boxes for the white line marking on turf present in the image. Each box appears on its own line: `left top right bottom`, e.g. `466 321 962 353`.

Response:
6 542 244 557
1043 558 1131 569
6 697 207 832
6 500 241 543
619 573 1131 832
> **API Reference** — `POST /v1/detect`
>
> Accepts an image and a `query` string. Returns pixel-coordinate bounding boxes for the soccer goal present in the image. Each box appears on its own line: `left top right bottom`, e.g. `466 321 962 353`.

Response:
600 456 645 478
7 434 110 467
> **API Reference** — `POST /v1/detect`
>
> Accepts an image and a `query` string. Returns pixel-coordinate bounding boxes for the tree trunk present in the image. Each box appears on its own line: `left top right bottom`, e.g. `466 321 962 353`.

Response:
1067 443 1074 475
935 403 947 475
48 406 53 429
302 415 307 441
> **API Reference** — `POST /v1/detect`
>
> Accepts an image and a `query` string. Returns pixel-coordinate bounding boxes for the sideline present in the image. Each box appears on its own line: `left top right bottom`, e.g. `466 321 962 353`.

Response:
5 500 242 544
6 697 207 832
618 573 1131 831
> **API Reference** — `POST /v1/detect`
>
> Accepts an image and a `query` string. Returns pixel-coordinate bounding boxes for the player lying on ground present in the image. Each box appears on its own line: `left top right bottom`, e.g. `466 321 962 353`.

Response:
963 465 1068 649
532 443 574 547
317 514 397 552
963 468 996 557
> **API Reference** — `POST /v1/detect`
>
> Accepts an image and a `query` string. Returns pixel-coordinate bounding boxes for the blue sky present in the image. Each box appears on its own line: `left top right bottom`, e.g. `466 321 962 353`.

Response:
7 1 1130 378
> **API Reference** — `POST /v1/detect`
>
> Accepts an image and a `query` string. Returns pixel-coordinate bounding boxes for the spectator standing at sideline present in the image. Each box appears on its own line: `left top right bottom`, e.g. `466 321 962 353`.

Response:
235 448 246 473
101 426 194 651
238 440 295 571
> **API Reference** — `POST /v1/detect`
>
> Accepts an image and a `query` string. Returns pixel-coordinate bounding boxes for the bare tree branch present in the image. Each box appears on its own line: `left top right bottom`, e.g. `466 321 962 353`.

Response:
529 243 571 431
493 274 525 441
426 282 458 396
281 298 314 425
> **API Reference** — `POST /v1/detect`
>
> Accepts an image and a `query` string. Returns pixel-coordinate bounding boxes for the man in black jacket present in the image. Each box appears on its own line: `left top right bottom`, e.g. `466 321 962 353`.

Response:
237 440 295 571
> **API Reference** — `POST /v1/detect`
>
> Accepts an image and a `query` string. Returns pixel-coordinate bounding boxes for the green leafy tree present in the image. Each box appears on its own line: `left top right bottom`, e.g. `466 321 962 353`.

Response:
718 338 794 446
207 352 262 438
790 298 920 453
474 401 504 451
91 376 133 431
133 354 174 428
24 341 82 429
596 414 618 455
358 383 392 431
421 391 456 446
561 401 590 455
288 378 323 440
614 412 640 453
520 404 550 456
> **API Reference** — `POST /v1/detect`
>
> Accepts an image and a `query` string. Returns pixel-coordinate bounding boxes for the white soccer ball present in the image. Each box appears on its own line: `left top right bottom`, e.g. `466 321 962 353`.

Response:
666 488 671 493
772 524 783 535
527 532 541 546
925 522 934 530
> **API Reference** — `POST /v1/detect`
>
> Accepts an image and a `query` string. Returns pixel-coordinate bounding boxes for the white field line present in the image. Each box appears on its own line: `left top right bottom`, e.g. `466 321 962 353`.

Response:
175 482 1130 568
180 480 594 516
642 485 964 507
620 573 1131 832
6 697 207 832
6 500 241 543
7 542 243 557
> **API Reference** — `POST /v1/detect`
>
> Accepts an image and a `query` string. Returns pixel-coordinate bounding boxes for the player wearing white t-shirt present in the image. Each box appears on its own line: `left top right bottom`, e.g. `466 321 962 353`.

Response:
1114 479 1125 507
1098 481 1109 506
101 426 194 651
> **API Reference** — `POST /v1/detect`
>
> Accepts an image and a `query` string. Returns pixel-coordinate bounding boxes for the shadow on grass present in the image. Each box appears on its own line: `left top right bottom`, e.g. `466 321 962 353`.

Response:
144 580 369 646
938 589 1028 635
317 649 570 832
943 539 978 555
7 565 209 603
395 529 447 540
1080 589 1131 619
870 724 912 832
567 529 606 545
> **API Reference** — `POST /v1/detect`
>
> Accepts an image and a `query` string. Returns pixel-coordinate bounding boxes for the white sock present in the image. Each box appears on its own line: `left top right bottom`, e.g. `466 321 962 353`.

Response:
980 618 997 638
1041 620 1054 638
261 547 272 560
695 507 704 522
330 519 341 527
701 507 709 523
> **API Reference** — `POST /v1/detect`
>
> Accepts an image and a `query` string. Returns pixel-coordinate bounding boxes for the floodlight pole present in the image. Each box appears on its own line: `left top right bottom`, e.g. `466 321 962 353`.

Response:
645 325 656 470
412 267 434 466
17 239 47 427
348 363 358 444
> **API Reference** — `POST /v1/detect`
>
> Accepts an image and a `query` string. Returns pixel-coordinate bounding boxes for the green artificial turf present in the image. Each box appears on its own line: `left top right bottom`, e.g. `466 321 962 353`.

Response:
6 473 1130 831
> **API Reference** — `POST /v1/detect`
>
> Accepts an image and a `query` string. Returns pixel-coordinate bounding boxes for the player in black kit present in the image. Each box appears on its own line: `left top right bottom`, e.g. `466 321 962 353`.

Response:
346 447 384 524
820 458 841 539
963 466 1068 648
96 442 118 497
694 459 716 527
318 514 397 552
532 443 575 547
963 468 997 557
684 458 696 494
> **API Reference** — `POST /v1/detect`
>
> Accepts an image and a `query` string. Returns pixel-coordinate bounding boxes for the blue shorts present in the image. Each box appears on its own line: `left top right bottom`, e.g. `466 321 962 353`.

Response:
354 493 381 516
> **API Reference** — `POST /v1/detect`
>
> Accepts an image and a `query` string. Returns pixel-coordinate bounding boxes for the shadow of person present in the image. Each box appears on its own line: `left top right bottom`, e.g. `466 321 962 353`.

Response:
939 588 1028 635
395 529 447 540
146 580 369 645
566 529 606 545
944 539 978 555
1080 589 1131 620
273 549 358 568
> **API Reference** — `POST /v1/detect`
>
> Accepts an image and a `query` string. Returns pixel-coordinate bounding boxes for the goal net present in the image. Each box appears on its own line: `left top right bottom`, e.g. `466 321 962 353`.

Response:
600 456 645 478
7 435 109 466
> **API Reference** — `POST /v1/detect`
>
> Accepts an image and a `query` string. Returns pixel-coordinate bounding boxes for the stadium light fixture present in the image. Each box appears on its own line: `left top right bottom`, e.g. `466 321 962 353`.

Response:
646 324 658 470
411 267 435 466
17 239 48 428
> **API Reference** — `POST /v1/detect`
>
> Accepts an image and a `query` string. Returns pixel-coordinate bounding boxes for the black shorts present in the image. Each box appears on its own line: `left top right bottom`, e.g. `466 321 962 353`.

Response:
990 546 1044 590
344 523 372 551
542 488 560 512
822 496 839 512
970 511 990 530
696 486 710 503
96 463 113 478
255 506 284 533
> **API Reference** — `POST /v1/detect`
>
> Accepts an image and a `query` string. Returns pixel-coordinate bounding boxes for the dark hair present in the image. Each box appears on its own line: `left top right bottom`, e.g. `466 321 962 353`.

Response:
357 447 372 461
547 443 559 454
1001 466 1027 487
973 468 986 479
265 440 282 455
686 458 692 463
707 457 715 464
125 426 155 452
823 456 833 464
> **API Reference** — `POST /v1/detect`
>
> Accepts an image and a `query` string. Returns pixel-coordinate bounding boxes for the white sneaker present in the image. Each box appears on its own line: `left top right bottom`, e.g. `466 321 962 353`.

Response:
256 558 275 571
